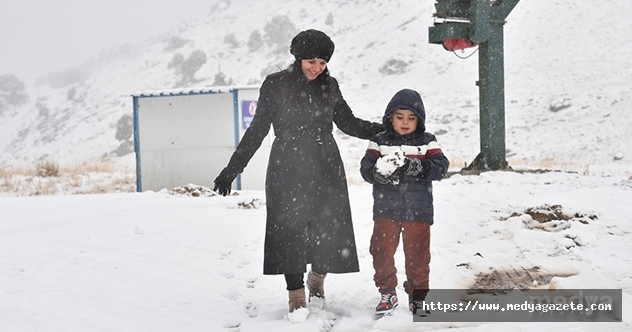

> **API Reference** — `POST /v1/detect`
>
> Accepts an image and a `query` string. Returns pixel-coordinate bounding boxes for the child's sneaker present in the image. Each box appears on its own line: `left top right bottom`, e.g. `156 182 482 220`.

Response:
375 288 398 317
409 293 430 317
409 300 431 317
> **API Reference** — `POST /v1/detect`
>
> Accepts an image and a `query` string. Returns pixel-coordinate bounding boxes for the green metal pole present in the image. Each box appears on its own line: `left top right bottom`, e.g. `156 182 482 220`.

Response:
428 0 519 171
476 22 508 170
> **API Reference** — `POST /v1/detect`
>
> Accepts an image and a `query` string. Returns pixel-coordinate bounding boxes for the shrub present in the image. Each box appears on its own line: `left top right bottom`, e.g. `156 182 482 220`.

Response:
325 12 334 27
263 15 297 50
213 72 233 86
113 141 134 157
67 87 86 102
168 50 208 87
115 114 133 141
36 99 50 118
164 35 190 51
378 59 410 75
36 160 60 177
0 74 29 111
0 74 26 93
247 30 264 52
224 33 239 48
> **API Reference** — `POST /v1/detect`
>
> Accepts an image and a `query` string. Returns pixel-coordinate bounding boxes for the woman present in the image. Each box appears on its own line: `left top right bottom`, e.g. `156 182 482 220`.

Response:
213 29 383 313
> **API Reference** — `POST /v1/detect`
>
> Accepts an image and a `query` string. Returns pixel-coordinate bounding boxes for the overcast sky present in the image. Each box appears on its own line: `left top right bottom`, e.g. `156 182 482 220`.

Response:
0 0 248 86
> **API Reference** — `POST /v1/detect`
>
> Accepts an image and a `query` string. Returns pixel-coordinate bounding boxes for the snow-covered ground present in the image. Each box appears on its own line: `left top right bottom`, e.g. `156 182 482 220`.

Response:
2 171 630 331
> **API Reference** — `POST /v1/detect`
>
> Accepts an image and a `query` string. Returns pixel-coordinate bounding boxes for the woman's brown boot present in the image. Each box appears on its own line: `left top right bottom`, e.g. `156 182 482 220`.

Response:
288 288 307 312
306 271 326 299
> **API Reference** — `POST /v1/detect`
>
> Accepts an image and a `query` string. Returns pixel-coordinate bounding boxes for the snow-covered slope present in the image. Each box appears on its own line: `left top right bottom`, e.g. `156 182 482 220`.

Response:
1 0 630 177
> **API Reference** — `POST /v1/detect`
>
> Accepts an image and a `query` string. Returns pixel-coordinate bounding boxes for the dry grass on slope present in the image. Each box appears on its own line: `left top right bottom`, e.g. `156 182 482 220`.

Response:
0 160 135 197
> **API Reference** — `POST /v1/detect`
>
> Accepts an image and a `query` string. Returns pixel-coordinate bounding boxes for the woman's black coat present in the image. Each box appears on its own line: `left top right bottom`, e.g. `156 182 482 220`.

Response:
224 63 382 274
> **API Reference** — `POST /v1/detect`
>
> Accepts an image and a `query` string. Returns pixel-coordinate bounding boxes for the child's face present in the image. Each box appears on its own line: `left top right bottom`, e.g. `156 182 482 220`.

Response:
390 108 418 135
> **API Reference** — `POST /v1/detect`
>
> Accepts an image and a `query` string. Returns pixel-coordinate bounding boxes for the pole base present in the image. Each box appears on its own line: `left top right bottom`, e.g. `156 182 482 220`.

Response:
462 152 510 172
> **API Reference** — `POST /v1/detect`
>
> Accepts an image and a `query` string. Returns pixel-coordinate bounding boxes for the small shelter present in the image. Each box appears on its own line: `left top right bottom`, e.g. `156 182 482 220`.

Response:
131 86 271 192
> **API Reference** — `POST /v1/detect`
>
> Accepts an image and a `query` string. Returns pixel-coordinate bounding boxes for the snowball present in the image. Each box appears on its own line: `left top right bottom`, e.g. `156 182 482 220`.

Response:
287 307 309 323
375 150 406 176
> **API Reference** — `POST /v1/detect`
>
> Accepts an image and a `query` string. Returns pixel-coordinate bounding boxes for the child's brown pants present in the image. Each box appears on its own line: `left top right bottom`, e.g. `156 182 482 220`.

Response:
370 217 431 296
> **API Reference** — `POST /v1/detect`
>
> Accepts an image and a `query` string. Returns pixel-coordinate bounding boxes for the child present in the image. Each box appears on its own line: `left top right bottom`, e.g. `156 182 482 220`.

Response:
360 88 449 316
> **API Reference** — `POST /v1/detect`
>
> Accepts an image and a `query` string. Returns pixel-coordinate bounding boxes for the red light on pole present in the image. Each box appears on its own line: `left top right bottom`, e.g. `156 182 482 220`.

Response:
442 38 477 51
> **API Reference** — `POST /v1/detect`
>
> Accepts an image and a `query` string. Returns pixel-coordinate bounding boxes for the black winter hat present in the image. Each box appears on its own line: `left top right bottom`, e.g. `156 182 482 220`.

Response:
290 29 335 62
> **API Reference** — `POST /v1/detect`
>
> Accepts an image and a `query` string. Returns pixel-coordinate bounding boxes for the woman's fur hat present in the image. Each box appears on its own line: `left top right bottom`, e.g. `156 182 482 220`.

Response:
290 29 335 62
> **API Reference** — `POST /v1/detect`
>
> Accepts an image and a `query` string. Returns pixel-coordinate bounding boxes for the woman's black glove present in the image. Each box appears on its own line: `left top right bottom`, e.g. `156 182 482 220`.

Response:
213 167 238 196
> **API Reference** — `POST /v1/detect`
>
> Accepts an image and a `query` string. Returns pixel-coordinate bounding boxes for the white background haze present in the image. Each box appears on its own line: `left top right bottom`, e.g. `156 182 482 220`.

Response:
0 0 250 85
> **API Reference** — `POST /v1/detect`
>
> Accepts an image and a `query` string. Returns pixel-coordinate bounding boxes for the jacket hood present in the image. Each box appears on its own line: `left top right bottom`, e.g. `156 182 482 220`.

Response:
382 89 426 135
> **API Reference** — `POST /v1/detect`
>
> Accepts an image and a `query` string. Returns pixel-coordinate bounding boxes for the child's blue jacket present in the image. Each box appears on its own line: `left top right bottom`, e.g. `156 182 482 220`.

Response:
360 89 450 224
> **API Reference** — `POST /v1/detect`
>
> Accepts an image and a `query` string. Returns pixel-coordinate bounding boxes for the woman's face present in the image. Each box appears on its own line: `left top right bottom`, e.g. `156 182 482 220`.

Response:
301 58 328 81
390 108 419 135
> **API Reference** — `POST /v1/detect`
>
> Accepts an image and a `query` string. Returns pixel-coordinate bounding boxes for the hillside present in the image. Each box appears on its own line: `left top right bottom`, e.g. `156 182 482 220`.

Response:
1 0 630 181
